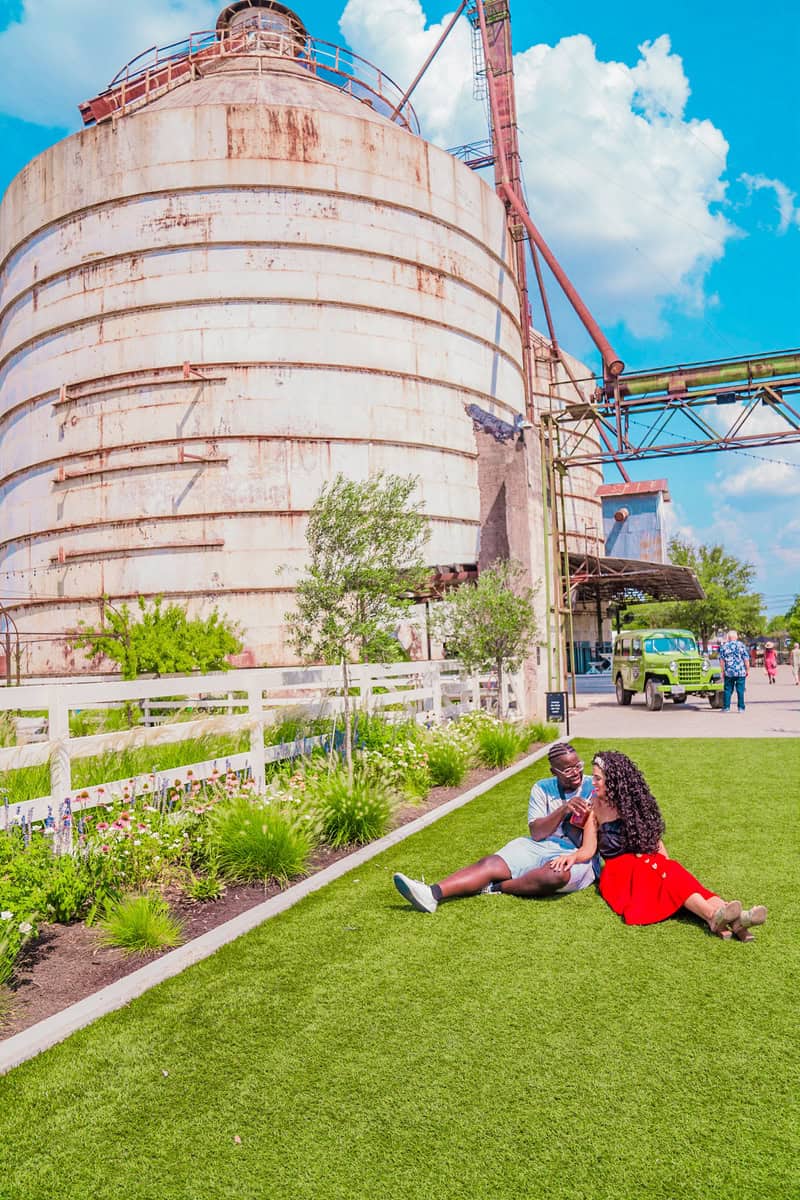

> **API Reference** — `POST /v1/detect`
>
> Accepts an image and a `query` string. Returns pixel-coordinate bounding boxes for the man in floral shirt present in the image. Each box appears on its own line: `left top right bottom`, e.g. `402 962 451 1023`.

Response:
718 628 750 712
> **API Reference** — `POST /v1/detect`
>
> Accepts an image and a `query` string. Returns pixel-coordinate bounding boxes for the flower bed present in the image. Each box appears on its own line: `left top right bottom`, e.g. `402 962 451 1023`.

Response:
0 713 558 1031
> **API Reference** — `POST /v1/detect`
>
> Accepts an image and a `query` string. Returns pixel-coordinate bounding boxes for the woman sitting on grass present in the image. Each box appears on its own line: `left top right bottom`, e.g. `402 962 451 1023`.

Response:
549 750 767 942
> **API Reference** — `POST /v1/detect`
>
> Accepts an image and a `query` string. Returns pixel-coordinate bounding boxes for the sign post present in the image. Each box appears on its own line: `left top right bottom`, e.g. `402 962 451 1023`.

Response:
545 690 569 736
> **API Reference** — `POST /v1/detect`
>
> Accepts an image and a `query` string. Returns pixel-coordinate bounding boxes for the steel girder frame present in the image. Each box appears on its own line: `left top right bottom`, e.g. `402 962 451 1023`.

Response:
555 367 800 467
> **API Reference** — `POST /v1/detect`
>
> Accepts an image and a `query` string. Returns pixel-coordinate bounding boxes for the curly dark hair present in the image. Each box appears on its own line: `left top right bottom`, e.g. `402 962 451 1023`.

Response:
594 750 665 853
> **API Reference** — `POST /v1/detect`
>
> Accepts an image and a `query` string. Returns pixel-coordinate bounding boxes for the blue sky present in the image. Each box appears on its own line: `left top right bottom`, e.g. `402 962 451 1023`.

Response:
1 0 798 613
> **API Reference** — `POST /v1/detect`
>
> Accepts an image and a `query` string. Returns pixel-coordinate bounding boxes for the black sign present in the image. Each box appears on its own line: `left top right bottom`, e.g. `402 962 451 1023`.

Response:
546 691 567 722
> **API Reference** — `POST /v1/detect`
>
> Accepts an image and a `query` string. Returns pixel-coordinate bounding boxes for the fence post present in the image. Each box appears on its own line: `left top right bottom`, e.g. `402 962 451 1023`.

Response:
360 663 373 714
48 692 71 810
471 674 481 711
429 661 442 724
247 684 266 794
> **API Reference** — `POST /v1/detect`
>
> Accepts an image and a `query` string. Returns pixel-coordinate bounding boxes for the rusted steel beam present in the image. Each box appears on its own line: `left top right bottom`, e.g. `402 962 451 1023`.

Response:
554 427 800 466
473 0 624 381
615 350 800 398
494 186 627 381
387 1 467 122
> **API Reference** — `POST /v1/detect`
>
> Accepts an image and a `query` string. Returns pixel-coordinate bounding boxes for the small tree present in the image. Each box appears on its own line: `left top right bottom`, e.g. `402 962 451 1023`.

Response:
287 472 430 778
72 596 242 681
784 594 800 646
432 559 539 718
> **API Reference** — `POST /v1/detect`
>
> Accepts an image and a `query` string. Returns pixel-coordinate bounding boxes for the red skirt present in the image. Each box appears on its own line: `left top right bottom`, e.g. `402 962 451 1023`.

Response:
599 852 714 925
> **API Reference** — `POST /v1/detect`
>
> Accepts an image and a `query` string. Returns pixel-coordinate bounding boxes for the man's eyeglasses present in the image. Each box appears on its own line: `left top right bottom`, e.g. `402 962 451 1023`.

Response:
554 760 583 774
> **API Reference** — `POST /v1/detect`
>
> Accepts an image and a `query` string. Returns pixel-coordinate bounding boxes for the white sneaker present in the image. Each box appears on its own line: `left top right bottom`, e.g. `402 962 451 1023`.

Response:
393 872 438 913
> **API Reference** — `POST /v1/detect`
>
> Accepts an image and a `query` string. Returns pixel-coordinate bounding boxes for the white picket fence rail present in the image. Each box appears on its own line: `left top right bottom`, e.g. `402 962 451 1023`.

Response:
0 661 522 827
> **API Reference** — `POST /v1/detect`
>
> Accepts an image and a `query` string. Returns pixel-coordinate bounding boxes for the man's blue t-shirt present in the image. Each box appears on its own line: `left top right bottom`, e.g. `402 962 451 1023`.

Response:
527 775 594 853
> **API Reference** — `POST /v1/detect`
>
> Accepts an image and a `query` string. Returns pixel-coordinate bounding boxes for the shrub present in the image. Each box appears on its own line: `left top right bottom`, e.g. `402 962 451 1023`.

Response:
0 910 38 987
98 893 184 955
315 767 393 847
184 855 226 902
425 737 469 788
524 722 560 746
475 722 525 769
209 797 313 885
354 712 421 751
44 854 93 923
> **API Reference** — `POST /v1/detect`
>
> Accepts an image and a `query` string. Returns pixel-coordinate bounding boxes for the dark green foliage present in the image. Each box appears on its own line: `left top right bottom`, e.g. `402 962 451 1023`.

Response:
287 472 430 770
623 537 765 642
354 711 421 751
210 797 313 885
98 893 184 955
72 595 243 680
43 854 93 923
523 721 560 746
183 867 226 903
433 559 539 718
316 768 393 847
475 722 525 768
425 738 469 787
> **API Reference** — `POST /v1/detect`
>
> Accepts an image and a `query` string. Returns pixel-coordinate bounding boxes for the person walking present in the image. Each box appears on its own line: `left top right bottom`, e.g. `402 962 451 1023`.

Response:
718 629 750 712
790 642 800 686
763 642 778 685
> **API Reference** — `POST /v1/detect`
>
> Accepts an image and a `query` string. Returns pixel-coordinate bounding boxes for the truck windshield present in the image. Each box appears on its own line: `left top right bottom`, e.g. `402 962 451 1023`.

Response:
644 635 698 655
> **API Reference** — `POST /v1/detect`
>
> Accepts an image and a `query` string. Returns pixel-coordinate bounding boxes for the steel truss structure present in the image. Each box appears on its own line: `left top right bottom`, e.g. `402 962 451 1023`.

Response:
555 351 800 468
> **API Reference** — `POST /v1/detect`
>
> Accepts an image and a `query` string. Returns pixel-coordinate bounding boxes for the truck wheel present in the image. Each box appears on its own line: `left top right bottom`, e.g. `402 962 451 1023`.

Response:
645 678 664 711
708 693 724 709
615 676 633 706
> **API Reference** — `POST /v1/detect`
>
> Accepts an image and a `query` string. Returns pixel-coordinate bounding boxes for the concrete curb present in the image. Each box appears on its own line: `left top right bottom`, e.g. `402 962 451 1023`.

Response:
0 744 552 1075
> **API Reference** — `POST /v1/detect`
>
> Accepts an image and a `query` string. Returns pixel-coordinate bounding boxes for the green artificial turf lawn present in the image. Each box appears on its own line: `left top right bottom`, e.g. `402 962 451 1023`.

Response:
0 739 796 1200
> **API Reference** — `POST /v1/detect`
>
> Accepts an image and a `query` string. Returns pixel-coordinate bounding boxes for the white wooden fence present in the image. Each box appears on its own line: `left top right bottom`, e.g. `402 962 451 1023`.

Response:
0 661 522 826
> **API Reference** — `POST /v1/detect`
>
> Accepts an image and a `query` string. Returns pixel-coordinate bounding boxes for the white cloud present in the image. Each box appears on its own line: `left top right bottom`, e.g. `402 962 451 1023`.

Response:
739 172 799 234
0 0 218 128
716 449 800 499
341 2 737 338
0 1 756 344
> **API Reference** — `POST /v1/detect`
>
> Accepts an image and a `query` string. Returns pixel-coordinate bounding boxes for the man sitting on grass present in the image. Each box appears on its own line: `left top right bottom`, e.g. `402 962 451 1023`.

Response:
393 742 597 914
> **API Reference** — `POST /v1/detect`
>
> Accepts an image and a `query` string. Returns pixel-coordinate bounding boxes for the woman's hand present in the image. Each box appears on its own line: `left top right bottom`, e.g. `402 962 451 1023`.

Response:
549 852 578 873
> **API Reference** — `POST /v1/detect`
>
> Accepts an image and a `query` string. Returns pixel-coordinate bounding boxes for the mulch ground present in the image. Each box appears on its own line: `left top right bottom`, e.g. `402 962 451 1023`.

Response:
1 763 512 1041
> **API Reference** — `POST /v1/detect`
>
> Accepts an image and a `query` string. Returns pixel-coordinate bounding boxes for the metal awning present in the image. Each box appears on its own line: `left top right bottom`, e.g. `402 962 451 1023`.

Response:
568 553 704 603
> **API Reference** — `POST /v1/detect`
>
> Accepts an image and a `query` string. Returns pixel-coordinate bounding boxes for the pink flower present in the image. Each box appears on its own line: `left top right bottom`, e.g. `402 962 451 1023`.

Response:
97 822 109 831
100 844 110 853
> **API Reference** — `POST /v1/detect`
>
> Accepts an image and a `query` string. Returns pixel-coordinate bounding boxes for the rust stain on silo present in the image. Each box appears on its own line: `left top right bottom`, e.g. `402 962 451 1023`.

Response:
416 266 445 298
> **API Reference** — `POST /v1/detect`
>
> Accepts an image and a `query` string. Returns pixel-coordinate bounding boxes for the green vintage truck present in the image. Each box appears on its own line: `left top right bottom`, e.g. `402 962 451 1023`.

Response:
612 628 724 711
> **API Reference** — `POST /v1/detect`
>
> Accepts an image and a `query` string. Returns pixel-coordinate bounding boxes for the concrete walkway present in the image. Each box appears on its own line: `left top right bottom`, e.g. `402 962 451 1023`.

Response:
568 671 800 739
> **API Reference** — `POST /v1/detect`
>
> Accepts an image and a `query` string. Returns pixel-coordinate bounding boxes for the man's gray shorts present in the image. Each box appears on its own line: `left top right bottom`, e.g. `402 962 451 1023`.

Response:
495 836 597 894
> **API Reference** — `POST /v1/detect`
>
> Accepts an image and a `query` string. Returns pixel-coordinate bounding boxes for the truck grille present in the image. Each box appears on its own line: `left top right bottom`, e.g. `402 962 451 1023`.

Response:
678 661 702 684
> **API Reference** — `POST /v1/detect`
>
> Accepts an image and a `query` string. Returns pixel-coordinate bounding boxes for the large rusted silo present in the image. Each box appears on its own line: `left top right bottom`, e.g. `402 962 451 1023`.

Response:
0 1 529 672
